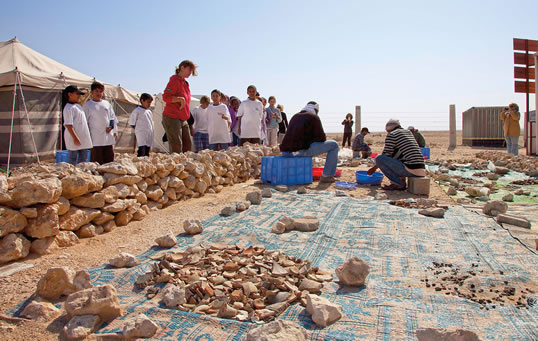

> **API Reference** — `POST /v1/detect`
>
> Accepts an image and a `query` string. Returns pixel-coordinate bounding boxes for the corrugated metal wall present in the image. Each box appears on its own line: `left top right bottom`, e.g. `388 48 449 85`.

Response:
462 106 505 146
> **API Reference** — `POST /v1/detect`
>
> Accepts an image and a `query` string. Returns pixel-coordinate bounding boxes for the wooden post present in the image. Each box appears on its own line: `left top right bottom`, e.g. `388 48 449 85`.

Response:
535 54 538 155
449 104 456 150
354 106 361 135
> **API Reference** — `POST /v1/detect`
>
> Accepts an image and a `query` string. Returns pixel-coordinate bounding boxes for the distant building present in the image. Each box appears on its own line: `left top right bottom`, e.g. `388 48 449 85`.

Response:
462 106 505 147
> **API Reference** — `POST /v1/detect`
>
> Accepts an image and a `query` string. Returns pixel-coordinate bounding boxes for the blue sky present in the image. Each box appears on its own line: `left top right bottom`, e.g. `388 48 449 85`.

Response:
1 0 537 132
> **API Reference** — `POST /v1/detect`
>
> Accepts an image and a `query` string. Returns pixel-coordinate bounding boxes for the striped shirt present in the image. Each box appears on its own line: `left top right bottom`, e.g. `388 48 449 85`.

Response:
382 128 425 169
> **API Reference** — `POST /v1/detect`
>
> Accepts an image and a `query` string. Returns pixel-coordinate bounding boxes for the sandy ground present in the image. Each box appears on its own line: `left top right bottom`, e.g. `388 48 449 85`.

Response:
0 130 530 340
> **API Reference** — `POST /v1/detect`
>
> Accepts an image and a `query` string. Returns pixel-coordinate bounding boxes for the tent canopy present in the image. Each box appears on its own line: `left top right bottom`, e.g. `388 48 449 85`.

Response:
0 37 140 104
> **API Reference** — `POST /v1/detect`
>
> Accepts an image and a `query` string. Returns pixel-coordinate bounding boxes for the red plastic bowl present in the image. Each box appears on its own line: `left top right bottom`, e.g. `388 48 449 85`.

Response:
313 168 342 180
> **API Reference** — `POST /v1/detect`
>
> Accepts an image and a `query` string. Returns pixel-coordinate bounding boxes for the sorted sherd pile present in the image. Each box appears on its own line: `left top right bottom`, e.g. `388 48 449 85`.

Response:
135 244 333 323
422 261 536 310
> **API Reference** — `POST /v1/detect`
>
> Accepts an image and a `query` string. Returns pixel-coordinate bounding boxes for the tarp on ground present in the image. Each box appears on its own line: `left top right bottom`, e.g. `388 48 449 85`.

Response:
11 192 538 340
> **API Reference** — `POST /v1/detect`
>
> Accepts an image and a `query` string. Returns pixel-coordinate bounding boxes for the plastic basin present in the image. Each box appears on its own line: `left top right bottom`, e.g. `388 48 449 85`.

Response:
313 168 342 180
355 170 384 185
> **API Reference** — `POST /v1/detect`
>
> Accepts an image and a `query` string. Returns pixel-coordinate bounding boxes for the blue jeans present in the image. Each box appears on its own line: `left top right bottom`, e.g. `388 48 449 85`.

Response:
68 149 90 165
505 136 519 155
375 154 416 187
282 140 339 177
209 143 229 151
232 133 241 146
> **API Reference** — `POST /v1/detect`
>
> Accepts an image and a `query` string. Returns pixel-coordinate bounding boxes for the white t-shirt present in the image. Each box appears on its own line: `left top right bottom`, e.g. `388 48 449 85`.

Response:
191 106 209 133
207 103 232 144
129 106 154 147
237 99 264 139
63 103 93 151
83 99 117 146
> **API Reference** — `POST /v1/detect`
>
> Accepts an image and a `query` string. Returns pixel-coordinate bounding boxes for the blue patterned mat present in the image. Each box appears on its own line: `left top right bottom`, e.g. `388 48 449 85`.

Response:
13 191 538 340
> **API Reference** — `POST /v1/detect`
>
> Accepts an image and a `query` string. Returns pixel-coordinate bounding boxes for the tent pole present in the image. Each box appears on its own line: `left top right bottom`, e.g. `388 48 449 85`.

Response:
7 72 18 176
17 72 40 164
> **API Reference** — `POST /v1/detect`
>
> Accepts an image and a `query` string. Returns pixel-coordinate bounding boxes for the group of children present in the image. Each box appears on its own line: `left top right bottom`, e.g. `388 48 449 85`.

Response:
62 82 154 165
62 82 288 164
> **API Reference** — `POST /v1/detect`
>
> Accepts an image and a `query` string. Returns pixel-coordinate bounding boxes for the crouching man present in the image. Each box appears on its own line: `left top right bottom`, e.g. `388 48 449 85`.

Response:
367 119 425 190
280 101 339 183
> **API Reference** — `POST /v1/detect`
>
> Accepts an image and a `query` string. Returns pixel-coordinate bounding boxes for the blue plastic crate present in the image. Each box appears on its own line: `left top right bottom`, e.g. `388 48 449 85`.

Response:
420 147 430 159
56 150 91 163
261 156 313 186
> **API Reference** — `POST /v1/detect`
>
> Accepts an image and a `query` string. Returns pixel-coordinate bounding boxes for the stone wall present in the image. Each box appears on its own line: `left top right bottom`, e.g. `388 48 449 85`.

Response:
0 145 273 264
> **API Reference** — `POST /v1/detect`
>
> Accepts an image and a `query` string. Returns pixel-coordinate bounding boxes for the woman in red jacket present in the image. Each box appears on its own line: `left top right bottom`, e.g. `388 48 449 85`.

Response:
162 60 197 153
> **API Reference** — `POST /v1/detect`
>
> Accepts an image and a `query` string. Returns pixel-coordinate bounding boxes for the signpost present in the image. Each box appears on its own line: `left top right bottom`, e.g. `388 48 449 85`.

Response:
513 38 538 155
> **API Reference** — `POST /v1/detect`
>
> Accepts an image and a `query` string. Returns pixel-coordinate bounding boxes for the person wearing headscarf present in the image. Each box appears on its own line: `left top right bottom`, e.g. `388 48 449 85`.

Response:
280 101 339 183
367 119 425 190
499 103 521 155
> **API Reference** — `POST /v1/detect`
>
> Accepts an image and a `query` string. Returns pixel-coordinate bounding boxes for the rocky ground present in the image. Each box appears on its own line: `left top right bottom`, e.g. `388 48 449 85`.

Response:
0 131 536 340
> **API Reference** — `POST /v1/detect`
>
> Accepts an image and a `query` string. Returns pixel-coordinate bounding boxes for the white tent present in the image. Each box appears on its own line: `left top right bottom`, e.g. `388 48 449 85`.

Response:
0 37 143 170
151 93 200 152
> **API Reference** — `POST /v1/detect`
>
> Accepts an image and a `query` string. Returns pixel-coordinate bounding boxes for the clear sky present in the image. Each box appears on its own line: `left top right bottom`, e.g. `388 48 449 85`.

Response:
1 0 537 132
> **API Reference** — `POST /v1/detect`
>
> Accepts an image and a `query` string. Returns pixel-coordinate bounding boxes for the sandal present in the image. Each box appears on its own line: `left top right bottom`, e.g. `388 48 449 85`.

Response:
382 184 406 191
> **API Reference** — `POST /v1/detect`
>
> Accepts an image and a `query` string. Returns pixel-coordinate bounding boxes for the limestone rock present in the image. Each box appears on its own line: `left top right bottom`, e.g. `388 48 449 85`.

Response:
24 204 59 238
502 193 514 202
247 320 308 341
56 196 71 215
0 206 28 237
246 191 262 205
103 220 116 233
335 190 348 197
261 188 272 198
162 285 185 308
70 192 105 209
61 174 91 199
447 187 458 196
122 313 158 339
31 237 59 255
73 270 92 291
487 173 500 180
494 166 510 175
297 186 307 194
279 216 295 232
59 207 100 231
236 200 251 212
92 212 114 226
335 257 370 286
109 252 140 268
375 193 388 200
221 205 235 217
20 207 37 218
155 233 177 248
56 231 80 247
418 207 446 218
102 199 137 213
482 200 508 216
9 177 62 208
76 224 98 238
21 299 61 322
271 221 286 234
305 294 343 327
183 219 203 235
115 210 134 227
97 159 138 175
64 314 101 339
65 284 122 321
36 267 77 299
465 187 489 198
294 216 319 232
275 185 288 192
416 328 480 341
0 233 30 264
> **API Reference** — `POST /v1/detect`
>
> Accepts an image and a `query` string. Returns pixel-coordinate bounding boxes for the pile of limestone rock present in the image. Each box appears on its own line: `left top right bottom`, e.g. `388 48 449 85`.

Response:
0 144 272 264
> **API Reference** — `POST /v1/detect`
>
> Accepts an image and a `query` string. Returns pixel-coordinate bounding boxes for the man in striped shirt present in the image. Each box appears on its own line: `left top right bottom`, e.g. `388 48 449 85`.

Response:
367 119 425 190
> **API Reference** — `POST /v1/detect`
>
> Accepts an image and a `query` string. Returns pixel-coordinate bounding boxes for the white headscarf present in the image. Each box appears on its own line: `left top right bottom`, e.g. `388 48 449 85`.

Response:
302 102 319 115
385 119 401 132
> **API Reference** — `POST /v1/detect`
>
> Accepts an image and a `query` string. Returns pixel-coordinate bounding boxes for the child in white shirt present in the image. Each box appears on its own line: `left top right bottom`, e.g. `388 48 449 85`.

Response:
237 85 264 145
129 93 154 157
191 95 210 152
62 85 93 165
83 82 117 164
207 89 231 151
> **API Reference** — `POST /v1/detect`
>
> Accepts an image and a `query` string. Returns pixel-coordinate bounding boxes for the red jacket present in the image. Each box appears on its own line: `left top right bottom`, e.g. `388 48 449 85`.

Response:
162 75 191 120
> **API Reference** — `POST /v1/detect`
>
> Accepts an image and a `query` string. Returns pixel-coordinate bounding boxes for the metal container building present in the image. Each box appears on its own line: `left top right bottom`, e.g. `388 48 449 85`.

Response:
462 106 505 147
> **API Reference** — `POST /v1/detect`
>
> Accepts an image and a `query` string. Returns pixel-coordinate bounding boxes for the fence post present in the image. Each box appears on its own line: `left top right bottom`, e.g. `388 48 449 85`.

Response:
354 106 361 135
449 104 456 150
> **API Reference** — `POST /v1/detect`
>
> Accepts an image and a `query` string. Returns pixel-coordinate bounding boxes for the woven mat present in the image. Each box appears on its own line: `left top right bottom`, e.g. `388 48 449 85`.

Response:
12 191 538 340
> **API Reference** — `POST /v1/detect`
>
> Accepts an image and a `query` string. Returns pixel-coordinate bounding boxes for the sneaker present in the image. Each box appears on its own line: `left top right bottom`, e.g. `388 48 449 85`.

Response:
320 176 336 183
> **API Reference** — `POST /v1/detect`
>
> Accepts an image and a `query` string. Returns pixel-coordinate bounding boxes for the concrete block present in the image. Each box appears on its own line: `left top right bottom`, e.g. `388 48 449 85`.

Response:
408 177 430 195
496 214 531 229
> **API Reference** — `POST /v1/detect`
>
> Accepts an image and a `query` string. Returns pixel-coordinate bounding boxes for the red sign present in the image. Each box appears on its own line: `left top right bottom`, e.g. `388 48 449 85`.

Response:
514 52 535 66
513 38 538 52
514 66 535 79
515 81 535 93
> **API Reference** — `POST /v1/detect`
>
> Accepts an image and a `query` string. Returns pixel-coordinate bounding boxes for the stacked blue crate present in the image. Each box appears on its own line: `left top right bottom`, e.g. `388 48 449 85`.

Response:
56 150 91 163
420 147 430 160
261 156 313 186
